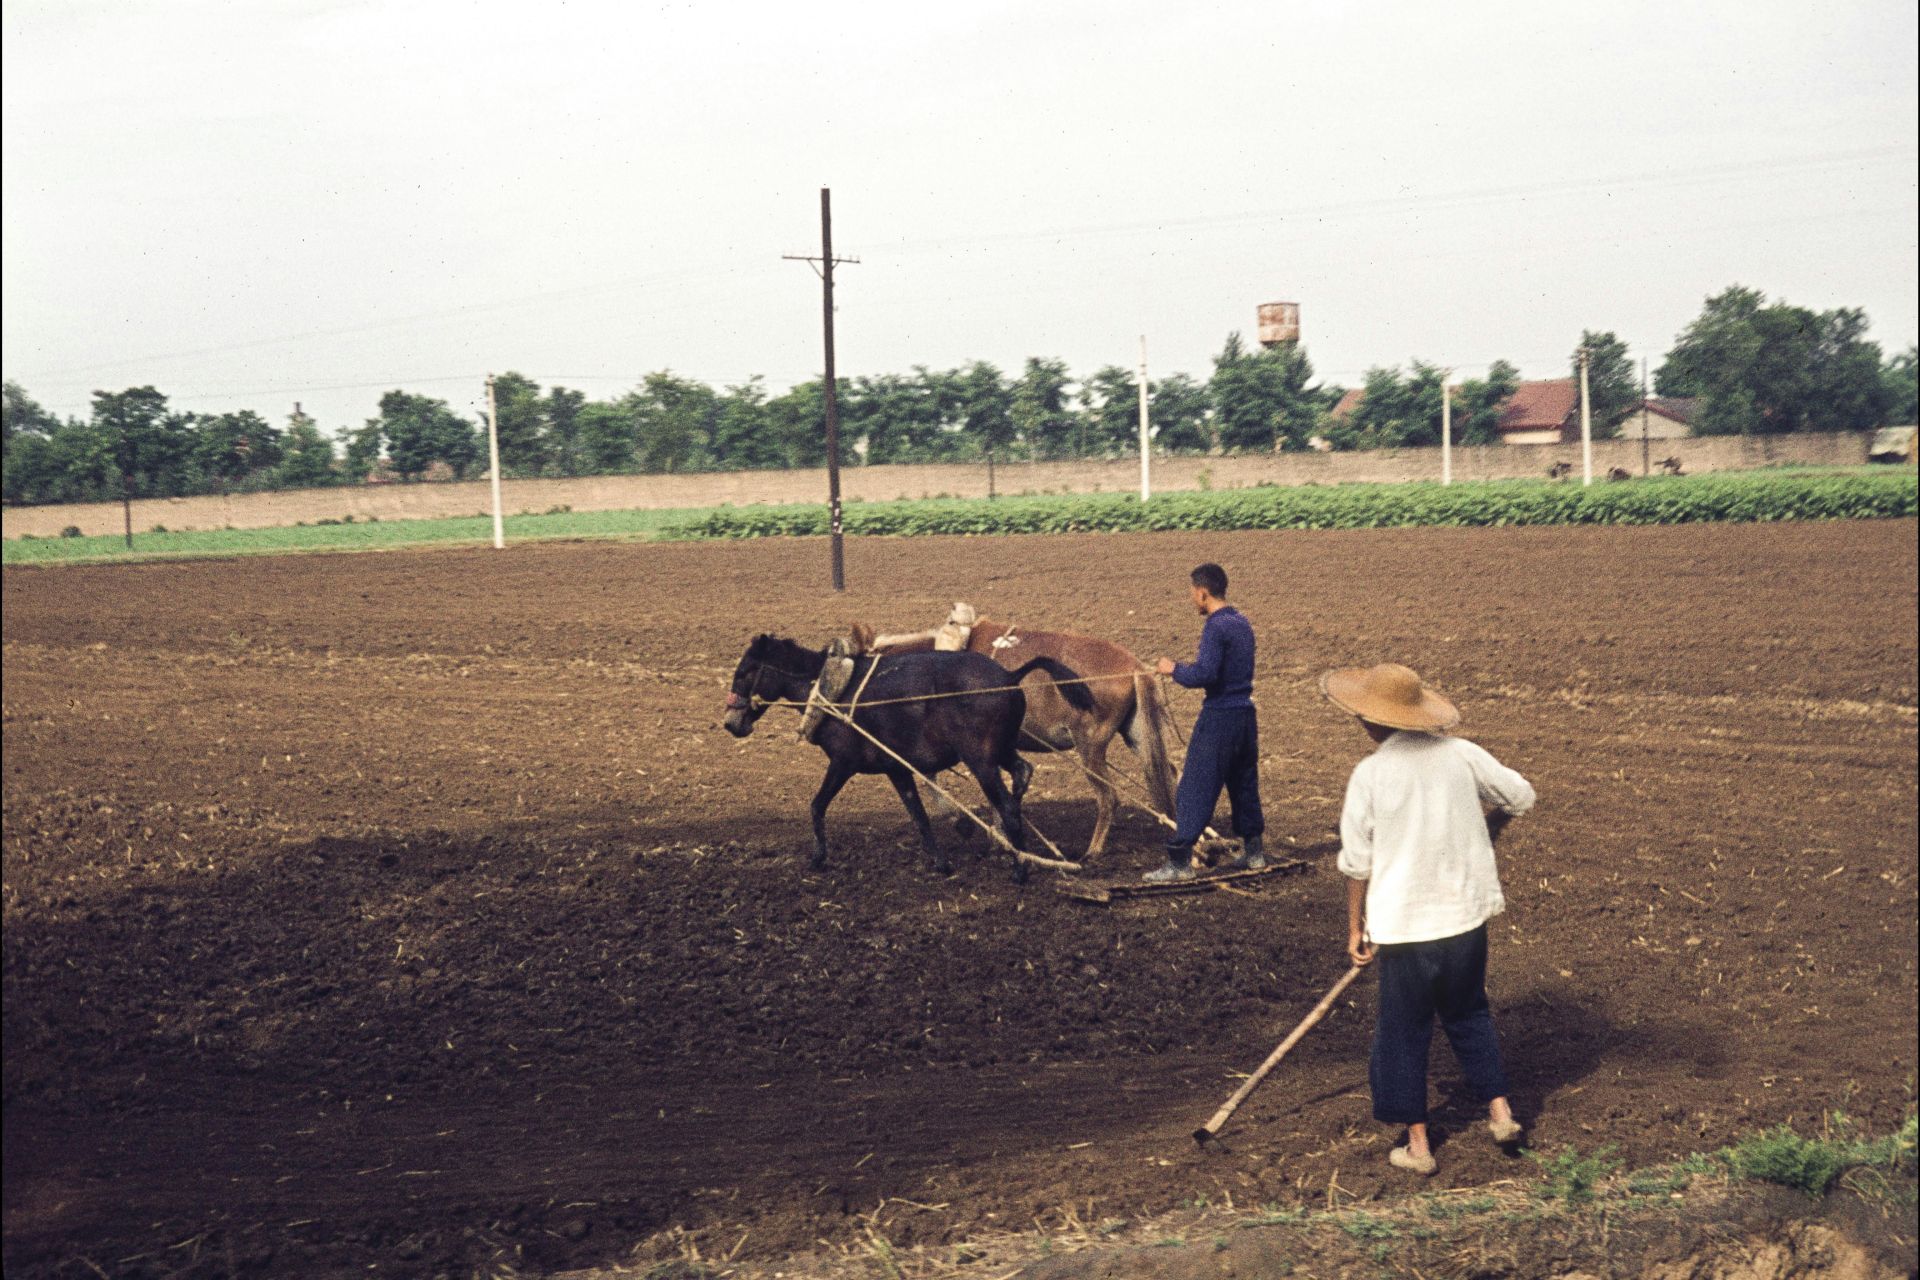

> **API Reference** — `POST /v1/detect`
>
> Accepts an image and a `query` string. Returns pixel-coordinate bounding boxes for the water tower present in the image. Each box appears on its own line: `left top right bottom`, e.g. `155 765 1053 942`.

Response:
1257 301 1300 348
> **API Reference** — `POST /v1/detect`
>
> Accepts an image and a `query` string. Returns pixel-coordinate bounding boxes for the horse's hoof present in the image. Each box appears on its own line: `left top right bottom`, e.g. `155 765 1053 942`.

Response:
809 855 828 871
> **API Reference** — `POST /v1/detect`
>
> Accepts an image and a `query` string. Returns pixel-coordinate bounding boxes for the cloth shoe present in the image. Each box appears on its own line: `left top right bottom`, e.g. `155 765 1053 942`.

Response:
1489 1116 1523 1145
1389 1146 1437 1176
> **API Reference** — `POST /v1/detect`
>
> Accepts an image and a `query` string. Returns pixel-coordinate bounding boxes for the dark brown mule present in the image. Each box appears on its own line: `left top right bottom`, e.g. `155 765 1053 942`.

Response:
872 620 1177 859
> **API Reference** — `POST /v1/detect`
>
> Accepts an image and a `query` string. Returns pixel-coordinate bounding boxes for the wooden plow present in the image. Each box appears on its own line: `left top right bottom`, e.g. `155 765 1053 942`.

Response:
1054 858 1310 905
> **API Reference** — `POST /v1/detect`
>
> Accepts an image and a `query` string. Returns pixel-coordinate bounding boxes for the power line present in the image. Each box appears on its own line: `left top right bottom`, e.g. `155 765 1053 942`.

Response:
17 147 1906 387
862 145 1919 257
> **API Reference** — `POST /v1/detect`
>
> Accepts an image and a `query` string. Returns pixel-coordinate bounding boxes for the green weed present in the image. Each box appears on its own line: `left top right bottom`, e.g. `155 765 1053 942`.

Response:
1340 1213 1398 1241
1529 1144 1621 1204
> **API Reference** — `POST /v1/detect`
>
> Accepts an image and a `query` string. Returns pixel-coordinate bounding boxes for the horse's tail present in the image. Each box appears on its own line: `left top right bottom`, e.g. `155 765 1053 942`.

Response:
1131 669 1179 819
1005 657 1099 713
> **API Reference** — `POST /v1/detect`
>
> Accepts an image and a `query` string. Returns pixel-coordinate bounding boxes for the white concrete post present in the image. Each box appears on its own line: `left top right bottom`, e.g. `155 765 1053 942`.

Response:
1137 335 1152 502
486 374 505 549
1579 347 1593 488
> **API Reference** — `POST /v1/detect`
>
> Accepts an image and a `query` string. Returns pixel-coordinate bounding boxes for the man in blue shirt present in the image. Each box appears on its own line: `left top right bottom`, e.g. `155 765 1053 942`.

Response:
1146 563 1266 883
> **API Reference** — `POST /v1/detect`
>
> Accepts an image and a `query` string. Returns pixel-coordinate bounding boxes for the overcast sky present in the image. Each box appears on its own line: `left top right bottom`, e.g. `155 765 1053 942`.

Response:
4 0 1916 434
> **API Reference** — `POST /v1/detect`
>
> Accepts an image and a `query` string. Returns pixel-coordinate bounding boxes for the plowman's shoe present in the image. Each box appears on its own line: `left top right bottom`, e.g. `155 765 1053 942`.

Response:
1489 1117 1524 1145
1226 835 1267 871
1142 861 1198 884
1389 1146 1437 1176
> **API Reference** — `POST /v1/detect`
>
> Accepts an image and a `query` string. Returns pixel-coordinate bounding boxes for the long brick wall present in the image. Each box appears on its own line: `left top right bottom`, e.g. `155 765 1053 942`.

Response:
0 431 1886 540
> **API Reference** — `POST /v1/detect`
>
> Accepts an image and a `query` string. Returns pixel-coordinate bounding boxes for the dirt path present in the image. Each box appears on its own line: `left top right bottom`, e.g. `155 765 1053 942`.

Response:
4 521 1916 1277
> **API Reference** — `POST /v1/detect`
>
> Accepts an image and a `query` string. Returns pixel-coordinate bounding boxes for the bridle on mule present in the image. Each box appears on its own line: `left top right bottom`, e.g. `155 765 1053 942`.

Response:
724 659 817 714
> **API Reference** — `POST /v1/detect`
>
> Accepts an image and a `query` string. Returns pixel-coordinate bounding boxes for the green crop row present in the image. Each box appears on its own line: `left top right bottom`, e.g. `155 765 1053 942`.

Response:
662 469 1918 540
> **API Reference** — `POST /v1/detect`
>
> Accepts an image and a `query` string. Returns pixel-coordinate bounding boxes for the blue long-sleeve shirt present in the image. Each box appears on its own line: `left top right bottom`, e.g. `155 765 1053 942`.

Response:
1172 606 1256 708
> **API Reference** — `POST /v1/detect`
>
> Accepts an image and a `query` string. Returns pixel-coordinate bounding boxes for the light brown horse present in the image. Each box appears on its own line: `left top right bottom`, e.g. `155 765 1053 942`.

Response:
871 619 1177 859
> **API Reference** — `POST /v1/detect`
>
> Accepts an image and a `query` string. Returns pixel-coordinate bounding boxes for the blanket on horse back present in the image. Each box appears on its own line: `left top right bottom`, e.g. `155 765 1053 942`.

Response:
860 604 1180 861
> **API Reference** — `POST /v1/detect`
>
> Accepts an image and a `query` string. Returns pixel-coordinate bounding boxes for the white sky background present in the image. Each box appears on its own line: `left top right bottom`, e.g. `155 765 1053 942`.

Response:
4 0 1916 434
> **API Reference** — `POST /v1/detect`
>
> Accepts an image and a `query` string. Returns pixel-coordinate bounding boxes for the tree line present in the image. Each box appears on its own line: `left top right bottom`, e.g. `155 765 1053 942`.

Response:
5 287 1914 507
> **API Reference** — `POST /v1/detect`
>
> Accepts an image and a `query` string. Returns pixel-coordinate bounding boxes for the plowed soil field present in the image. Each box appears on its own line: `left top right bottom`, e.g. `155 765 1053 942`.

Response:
4 521 1916 1279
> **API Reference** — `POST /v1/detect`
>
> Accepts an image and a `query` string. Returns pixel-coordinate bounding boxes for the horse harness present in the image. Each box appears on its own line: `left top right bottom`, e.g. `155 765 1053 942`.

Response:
797 638 884 745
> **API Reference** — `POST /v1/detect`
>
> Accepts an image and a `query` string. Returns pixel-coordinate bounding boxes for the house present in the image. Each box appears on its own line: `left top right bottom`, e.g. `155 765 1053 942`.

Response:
1620 397 1699 440
1328 377 1649 446
1492 379 1579 445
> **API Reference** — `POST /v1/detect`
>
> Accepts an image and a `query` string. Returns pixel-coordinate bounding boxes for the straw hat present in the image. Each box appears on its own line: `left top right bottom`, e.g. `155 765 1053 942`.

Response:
1320 663 1460 732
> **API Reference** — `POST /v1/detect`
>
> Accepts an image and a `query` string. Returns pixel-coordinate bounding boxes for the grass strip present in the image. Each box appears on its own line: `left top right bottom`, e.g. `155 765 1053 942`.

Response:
7 468 1913 566
2 506 706 565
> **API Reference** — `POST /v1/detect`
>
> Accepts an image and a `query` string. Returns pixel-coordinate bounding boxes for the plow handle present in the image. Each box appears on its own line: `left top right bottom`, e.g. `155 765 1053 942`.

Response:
1193 964 1367 1146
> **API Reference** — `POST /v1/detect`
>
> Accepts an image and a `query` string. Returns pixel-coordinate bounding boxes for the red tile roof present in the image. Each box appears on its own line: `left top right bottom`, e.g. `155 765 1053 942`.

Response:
1331 387 1366 421
1495 379 1578 434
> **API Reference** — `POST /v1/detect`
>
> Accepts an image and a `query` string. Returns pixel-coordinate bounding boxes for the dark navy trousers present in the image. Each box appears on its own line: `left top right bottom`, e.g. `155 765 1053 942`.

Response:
1369 924 1511 1125
1168 705 1265 853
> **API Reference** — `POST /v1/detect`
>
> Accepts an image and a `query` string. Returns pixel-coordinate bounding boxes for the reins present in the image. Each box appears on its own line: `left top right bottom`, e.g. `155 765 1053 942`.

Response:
748 667 1149 712
744 656 1223 852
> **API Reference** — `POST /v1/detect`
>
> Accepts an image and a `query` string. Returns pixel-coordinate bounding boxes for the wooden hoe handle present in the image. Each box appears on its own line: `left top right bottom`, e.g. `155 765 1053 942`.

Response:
1192 964 1367 1146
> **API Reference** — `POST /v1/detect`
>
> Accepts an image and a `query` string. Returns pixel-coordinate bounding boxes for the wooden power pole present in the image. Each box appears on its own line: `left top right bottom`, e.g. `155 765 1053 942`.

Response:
785 188 859 592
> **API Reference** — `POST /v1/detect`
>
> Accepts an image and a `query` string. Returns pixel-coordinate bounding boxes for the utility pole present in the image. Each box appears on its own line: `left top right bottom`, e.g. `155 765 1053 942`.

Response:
1578 346 1593 487
485 374 505 549
785 188 859 592
1441 372 1453 486
109 410 133 552
1137 336 1152 502
118 425 134 550
1639 356 1651 477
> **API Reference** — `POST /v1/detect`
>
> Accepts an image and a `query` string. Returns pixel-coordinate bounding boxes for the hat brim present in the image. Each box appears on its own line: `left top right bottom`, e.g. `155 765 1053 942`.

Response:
1320 668 1461 732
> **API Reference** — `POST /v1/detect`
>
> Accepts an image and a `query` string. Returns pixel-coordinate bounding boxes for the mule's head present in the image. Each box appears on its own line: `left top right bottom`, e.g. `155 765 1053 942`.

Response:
722 634 786 738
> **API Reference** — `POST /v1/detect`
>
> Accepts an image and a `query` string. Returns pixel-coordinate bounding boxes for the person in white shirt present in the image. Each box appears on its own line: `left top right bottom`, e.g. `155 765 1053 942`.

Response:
1323 662 1534 1176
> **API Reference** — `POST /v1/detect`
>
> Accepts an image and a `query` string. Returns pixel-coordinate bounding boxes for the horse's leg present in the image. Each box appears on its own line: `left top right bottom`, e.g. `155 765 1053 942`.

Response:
964 757 1029 883
1078 731 1118 861
885 767 949 875
809 757 856 870
1008 752 1034 803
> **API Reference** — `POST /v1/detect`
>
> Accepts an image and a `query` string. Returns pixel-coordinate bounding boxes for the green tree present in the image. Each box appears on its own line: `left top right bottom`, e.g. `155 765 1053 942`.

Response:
1883 346 1918 426
1809 309 1896 432
710 377 782 470
1075 365 1139 456
544 386 587 476
342 420 385 482
275 407 337 489
1211 333 1324 451
10 420 116 503
192 409 282 490
2 382 70 504
855 368 964 464
1657 286 1893 434
576 400 635 472
489 371 547 474
1575 331 1637 438
94 387 195 497
1455 359 1521 445
764 379 832 469
1011 357 1078 459
377 390 479 480
1351 362 1446 447
626 371 719 473
953 360 1014 461
3 380 59 444
1151 372 1213 453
